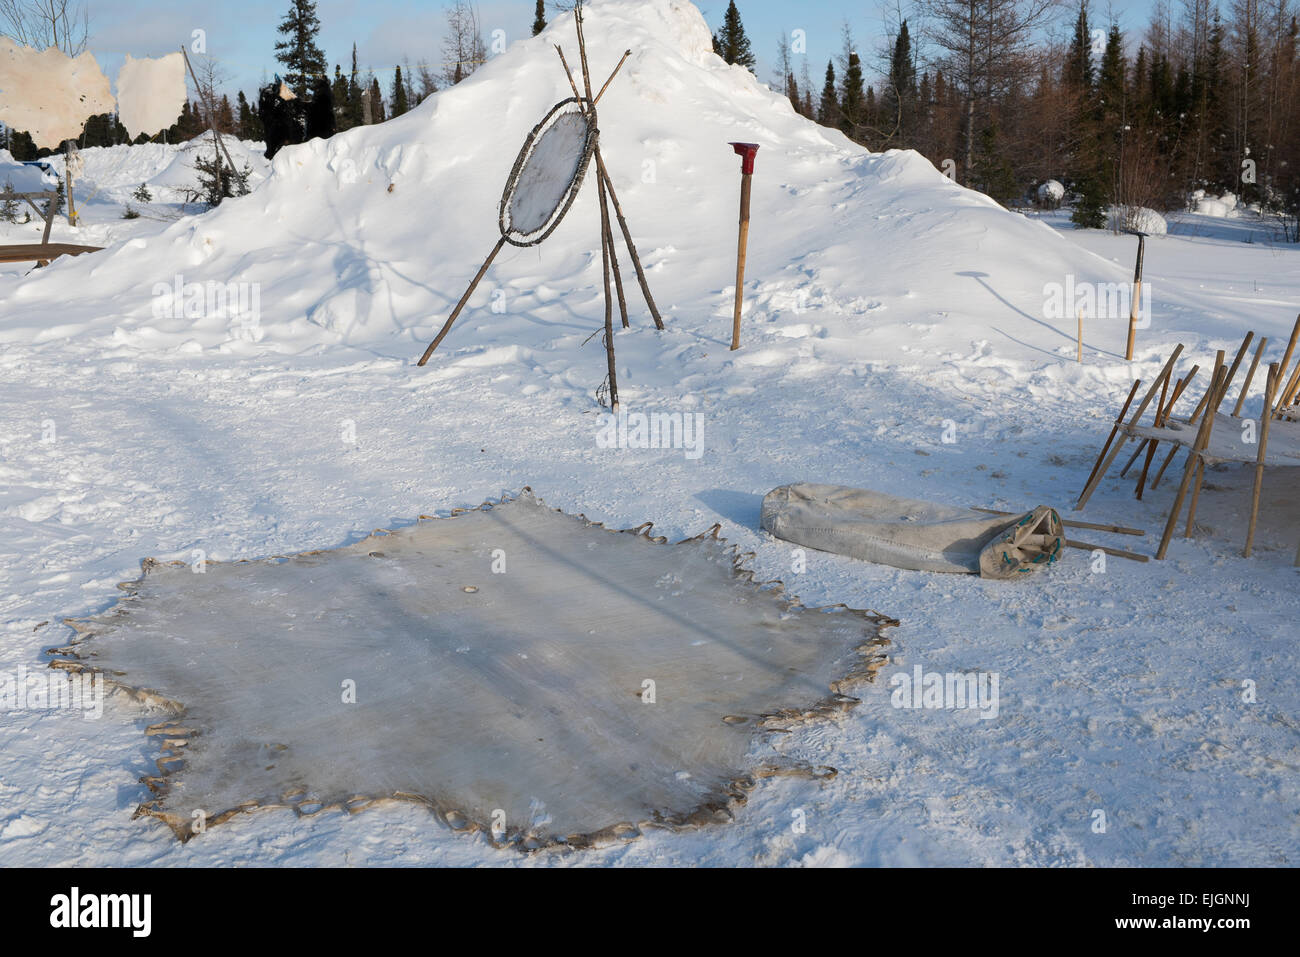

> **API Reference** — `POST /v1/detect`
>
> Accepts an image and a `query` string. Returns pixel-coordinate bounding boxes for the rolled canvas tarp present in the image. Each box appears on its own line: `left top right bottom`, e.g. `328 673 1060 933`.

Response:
761 484 1062 579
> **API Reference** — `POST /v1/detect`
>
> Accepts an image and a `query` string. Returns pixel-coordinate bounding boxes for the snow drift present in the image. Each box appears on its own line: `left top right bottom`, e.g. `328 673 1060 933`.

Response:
0 0 1128 366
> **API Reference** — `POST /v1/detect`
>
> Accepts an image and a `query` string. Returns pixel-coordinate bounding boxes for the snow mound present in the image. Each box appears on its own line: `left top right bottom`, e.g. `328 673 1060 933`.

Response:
1108 205 1168 235
1194 191 1240 218
72 137 271 204
1 158 57 192
0 0 1126 364
1036 180 1064 203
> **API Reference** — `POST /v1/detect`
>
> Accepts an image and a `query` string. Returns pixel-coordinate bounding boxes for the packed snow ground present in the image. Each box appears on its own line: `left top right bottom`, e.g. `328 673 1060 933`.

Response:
0 0 1297 866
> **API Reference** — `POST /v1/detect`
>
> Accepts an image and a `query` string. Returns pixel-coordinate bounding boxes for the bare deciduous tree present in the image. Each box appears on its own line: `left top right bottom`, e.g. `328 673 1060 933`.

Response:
0 0 88 54
442 0 487 86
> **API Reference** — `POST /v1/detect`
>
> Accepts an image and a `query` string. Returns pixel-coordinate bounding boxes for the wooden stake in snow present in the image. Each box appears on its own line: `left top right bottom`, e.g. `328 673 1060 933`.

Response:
1270 315 1300 419
728 142 759 351
1244 363 1279 557
1124 230 1147 361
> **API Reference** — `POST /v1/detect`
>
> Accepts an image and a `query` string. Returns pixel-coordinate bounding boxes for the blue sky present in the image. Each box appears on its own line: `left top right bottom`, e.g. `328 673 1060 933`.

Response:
80 0 1163 101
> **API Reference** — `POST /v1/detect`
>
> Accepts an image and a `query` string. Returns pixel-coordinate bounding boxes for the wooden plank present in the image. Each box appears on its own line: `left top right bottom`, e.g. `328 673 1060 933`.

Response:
0 243 102 264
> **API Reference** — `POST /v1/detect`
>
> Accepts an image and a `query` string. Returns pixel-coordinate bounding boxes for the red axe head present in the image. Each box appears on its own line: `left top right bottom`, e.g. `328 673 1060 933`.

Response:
729 142 759 175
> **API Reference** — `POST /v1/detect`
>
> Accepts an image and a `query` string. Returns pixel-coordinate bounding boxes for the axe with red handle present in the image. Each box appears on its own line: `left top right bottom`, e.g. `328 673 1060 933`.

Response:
728 142 759 350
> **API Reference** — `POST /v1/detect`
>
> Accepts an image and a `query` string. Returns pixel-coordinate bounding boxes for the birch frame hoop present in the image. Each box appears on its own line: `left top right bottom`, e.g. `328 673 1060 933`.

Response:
498 96 598 247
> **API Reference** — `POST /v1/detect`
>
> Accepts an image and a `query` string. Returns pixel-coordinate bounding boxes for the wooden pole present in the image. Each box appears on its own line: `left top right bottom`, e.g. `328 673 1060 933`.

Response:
554 45 584 102
1135 366 1198 499
62 141 77 226
557 43 665 331
573 2 619 411
1076 344 1184 510
971 507 1144 536
39 191 55 244
1219 331 1255 406
599 187 619 410
596 169 629 329
1156 363 1227 559
1122 372 1170 478
1183 350 1226 537
731 172 752 350
416 237 507 365
1150 361 1220 490
1076 378 1142 508
1275 358 1300 419
593 50 631 105
1121 366 1196 480
1125 232 1146 361
1065 539 1150 562
1138 365 1197 494
181 46 239 178
1244 363 1279 557
1232 335 1268 417
1270 314 1300 418
596 155 665 329
728 142 759 350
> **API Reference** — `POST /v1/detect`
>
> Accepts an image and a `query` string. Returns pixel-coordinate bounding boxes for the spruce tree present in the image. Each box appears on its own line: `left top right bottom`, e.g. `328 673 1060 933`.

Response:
1064 1 1094 90
275 0 328 101
532 0 546 36
840 50 866 140
1097 26 1125 115
237 90 262 139
1 186 18 224
712 1 755 72
348 45 365 128
216 94 235 133
884 20 917 140
818 60 839 127
390 66 410 117
331 65 350 130
368 76 386 123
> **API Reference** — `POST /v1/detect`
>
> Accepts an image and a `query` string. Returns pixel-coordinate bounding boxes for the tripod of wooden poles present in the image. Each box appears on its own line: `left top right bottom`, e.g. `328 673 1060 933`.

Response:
415 3 663 414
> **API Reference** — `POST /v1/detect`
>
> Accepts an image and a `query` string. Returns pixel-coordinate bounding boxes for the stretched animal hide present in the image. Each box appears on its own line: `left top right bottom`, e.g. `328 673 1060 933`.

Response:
51 491 895 850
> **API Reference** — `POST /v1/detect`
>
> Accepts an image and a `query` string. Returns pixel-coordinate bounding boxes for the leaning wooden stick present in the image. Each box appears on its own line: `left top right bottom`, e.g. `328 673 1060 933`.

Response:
1156 362 1227 559
1276 357 1300 419
555 45 585 103
597 169 630 329
573 4 620 410
1076 343 1184 510
1222 331 1255 398
559 41 665 332
1135 365 1199 499
1122 372 1171 478
1183 350 1227 538
1125 231 1147 361
971 507 1144 536
1244 363 1279 557
596 155 665 329
1150 359 1222 490
1232 335 1268 417
417 237 508 365
594 49 631 105
1066 539 1149 563
1270 314 1300 419
1077 378 1142 508
598 194 619 409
